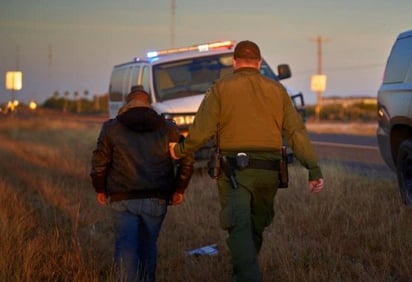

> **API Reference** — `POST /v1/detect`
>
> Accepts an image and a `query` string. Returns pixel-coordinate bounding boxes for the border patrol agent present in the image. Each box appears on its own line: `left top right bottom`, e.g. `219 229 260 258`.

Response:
170 40 324 282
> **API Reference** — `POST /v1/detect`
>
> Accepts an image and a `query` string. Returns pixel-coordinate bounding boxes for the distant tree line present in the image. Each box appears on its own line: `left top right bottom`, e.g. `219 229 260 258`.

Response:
42 91 108 114
41 91 376 122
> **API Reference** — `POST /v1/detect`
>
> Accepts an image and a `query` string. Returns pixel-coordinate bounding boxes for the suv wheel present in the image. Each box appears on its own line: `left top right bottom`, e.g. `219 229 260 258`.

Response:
396 139 412 206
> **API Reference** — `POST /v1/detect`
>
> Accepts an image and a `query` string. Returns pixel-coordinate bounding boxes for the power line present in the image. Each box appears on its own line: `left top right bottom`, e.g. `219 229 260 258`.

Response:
15 45 20 70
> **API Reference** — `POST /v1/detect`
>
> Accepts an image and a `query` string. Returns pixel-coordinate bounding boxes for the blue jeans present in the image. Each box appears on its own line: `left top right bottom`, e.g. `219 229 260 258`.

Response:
110 198 167 282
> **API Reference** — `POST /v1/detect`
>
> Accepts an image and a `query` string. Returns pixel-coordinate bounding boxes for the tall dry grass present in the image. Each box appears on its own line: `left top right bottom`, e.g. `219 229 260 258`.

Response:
0 116 411 282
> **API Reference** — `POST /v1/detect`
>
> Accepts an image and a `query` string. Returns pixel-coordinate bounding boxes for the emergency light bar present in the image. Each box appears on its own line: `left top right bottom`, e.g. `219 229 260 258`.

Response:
146 40 236 58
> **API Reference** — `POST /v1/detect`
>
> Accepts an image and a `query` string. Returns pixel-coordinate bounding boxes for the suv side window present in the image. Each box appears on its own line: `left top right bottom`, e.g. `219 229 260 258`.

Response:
383 35 412 84
109 68 126 101
128 65 140 92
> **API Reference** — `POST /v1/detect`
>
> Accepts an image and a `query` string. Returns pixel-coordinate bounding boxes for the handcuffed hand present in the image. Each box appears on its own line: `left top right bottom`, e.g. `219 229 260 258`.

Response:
96 192 107 205
309 178 324 193
172 192 184 205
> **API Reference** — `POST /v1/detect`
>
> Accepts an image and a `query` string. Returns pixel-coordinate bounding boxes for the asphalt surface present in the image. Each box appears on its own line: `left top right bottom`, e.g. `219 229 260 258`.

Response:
308 132 396 180
309 132 378 147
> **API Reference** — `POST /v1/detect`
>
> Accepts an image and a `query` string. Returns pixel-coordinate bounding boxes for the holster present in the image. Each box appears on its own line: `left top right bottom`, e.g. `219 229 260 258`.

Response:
278 146 289 188
207 151 222 179
220 156 238 189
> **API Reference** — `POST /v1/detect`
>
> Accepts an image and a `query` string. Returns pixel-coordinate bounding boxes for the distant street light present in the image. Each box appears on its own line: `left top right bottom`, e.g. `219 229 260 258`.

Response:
5 71 23 114
311 74 327 121
29 100 37 110
7 100 19 113
311 74 327 93
6 71 22 91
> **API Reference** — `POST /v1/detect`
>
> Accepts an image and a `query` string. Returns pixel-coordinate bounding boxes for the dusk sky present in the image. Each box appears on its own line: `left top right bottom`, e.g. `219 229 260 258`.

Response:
0 0 411 105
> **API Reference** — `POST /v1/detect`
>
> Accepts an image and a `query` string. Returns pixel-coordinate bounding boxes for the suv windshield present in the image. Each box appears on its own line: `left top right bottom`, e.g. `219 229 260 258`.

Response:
153 54 278 101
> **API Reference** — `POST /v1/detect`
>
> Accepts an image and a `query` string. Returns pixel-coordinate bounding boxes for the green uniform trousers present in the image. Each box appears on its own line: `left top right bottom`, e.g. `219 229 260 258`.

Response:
217 167 278 282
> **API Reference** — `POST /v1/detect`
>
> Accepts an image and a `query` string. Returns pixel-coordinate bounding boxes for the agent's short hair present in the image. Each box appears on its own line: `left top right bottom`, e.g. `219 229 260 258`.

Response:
233 40 261 60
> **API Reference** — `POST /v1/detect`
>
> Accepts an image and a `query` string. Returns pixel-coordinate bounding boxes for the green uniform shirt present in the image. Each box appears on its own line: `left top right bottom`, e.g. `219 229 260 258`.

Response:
174 67 322 180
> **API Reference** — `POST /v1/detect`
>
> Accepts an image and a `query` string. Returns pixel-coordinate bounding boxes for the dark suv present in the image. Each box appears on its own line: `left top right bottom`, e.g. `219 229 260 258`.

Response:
377 29 412 206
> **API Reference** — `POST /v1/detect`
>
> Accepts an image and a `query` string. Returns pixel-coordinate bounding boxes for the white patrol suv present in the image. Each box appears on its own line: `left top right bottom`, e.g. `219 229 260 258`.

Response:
108 40 305 159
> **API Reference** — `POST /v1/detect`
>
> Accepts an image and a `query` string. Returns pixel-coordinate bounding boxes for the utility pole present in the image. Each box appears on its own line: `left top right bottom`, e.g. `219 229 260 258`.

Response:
48 44 53 78
315 36 323 122
310 35 330 122
316 36 323 75
16 45 20 70
170 0 176 48
13 45 20 104
48 44 53 103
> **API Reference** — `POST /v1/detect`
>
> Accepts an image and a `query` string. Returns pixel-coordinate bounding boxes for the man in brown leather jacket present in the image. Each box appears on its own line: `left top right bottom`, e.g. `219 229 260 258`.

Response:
91 85 193 282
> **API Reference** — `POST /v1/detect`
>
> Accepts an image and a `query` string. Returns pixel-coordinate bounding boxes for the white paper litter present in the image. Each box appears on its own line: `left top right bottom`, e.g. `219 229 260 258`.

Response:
187 244 218 256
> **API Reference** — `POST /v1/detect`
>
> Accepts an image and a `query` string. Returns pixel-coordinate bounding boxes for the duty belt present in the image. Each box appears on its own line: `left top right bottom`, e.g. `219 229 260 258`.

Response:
226 157 280 170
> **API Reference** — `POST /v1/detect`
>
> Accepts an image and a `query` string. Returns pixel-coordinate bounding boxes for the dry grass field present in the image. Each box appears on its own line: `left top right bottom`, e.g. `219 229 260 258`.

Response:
0 114 411 282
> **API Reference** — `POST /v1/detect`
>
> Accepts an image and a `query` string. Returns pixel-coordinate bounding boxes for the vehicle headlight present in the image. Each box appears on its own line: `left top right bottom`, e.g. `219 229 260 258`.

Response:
163 113 195 127
174 115 194 126
377 103 389 126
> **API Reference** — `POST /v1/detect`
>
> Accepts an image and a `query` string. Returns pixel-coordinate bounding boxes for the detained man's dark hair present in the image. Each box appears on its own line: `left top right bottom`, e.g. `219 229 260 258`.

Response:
126 85 150 103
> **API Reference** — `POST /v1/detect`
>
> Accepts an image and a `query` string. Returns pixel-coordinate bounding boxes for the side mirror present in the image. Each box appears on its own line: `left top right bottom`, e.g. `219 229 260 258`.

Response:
277 64 292 80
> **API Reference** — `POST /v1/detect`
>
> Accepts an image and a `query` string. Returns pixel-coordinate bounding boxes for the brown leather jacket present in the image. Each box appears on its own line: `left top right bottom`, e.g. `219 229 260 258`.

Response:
91 105 193 202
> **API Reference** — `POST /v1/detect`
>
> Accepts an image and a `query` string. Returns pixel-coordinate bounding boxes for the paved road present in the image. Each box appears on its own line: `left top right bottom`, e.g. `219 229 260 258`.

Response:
309 133 377 148
308 132 382 163
307 132 396 179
